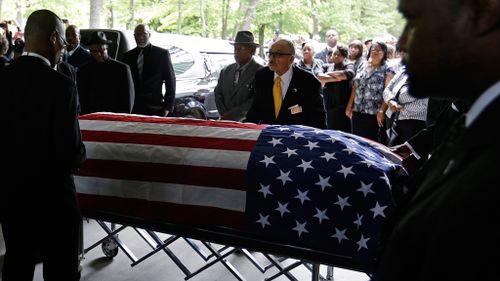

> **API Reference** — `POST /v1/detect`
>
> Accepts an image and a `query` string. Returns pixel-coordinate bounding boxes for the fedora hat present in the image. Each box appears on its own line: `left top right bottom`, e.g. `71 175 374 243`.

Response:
230 31 260 47
87 31 112 45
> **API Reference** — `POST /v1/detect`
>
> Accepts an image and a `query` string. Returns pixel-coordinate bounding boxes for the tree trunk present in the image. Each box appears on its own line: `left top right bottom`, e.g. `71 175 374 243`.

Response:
221 0 229 39
231 0 245 39
177 0 182 34
241 0 260 31
258 24 266 58
0 0 3 21
90 0 103 28
311 0 318 36
127 0 134 30
200 0 206 37
106 4 114 28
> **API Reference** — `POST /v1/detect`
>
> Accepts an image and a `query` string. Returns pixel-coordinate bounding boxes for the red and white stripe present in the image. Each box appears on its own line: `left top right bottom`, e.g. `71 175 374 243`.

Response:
75 113 265 228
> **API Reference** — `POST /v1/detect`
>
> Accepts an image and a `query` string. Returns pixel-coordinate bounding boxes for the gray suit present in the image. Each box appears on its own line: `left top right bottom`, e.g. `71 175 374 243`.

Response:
214 58 263 121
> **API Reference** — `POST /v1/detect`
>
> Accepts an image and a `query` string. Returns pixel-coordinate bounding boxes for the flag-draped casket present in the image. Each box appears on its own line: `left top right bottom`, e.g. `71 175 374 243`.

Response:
75 112 405 271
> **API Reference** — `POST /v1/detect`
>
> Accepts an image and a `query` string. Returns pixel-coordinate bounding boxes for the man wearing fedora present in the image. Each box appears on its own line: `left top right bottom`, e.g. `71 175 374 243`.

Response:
122 24 176 117
214 30 263 121
77 31 135 115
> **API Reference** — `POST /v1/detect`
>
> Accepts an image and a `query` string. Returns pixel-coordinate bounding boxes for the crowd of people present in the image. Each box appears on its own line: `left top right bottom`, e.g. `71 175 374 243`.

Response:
2 0 500 279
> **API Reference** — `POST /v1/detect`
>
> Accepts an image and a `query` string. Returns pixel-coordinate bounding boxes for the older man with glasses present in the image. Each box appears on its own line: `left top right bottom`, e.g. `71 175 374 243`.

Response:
246 38 326 128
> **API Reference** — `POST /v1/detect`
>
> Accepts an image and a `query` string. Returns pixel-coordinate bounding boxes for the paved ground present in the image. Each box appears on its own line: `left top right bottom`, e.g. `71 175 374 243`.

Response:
0 220 370 281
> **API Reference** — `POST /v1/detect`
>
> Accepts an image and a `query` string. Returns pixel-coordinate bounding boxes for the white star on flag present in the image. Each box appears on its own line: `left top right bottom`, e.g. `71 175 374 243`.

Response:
260 155 276 167
370 202 388 218
313 208 329 224
276 170 292 185
320 152 337 162
275 201 291 217
337 165 355 178
304 141 320 151
357 181 375 197
297 159 314 173
282 148 298 157
292 132 304 139
292 220 309 237
353 213 363 229
332 227 348 243
258 184 272 198
295 188 311 204
334 195 351 210
315 175 332 191
356 234 370 251
268 138 283 147
256 213 271 228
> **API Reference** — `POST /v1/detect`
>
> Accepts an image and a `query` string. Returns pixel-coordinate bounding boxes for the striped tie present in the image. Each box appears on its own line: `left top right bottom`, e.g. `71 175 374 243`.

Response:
273 76 282 118
137 48 144 77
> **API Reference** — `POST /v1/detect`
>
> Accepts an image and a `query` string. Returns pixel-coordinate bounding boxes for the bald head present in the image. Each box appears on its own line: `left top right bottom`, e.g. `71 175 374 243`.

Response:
25 9 64 44
134 24 151 48
65 24 81 51
24 9 66 67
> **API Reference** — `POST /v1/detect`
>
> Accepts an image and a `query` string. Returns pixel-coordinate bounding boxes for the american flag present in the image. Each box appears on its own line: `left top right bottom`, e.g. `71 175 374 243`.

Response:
76 113 404 268
245 125 403 269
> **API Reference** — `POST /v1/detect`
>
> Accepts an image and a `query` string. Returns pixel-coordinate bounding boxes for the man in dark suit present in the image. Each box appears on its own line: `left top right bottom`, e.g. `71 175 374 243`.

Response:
314 28 338 64
214 30 263 121
0 9 86 281
77 31 135 115
372 0 500 280
122 24 176 116
64 24 91 69
246 38 326 129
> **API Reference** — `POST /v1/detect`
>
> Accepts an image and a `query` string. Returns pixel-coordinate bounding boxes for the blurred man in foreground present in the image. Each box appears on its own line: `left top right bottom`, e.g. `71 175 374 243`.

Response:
0 9 86 281
372 0 500 280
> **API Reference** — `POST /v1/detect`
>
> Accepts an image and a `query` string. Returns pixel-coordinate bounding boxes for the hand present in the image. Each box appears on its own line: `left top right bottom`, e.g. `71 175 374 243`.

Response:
162 109 170 117
390 143 412 159
376 111 385 127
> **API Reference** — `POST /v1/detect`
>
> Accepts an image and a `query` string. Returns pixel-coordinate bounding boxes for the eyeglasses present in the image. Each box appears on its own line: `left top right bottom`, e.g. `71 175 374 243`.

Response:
267 51 293 58
55 31 68 49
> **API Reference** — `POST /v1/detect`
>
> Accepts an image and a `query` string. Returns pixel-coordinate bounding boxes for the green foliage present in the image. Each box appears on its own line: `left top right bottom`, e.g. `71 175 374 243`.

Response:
1 0 405 44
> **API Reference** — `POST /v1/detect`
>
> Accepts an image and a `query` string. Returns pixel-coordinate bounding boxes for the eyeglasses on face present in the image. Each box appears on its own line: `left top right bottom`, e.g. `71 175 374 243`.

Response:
267 51 293 58
55 31 68 49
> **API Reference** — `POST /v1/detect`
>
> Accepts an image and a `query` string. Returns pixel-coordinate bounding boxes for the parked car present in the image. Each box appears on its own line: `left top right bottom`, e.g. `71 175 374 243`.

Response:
80 29 248 119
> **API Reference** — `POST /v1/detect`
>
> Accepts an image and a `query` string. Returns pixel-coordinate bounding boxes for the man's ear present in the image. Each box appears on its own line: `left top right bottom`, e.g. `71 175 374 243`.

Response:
472 0 500 36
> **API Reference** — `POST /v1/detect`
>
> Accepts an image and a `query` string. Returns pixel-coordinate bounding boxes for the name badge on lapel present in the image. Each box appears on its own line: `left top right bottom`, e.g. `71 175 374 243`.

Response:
288 104 302 115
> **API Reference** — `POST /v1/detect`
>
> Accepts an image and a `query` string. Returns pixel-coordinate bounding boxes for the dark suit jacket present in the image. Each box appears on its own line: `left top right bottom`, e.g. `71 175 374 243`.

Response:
66 45 91 69
373 95 500 281
0 55 86 210
214 58 263 121
122 44 176 116
246 65 326 129
77 58 135 115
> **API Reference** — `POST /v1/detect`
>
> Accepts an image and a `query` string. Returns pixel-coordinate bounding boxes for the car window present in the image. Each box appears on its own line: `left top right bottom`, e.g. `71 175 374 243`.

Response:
165 45 195 76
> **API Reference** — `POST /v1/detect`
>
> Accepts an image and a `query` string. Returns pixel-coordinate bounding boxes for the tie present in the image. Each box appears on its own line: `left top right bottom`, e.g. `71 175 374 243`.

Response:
273 76 282 118
137 48 144 77
233 68 242 86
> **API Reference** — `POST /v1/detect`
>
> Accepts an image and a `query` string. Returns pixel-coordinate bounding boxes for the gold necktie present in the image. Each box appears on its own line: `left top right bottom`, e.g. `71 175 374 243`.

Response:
273 76 282 118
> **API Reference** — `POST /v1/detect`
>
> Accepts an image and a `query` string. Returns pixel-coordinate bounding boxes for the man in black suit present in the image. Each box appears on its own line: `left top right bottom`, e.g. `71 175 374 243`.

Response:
77 31 135 115
122 24 176 116
246 39 326 129
65 24 91 69
0 9 86 281
372 0 500 280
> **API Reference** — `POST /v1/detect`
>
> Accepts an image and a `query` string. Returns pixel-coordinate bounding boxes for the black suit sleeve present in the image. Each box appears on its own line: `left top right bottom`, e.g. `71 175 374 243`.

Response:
162 49 176 112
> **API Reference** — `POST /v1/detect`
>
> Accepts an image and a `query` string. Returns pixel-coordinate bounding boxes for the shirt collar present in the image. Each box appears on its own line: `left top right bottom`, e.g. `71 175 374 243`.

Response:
22 51 51 67
275 64 293 84
465 80 500 127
